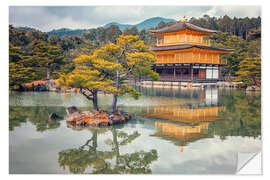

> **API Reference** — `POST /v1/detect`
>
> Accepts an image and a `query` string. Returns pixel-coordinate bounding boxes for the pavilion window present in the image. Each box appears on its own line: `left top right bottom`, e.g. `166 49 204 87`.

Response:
183 68 190 75
175 54 178 60
214 54 217 63
192 35 196 42
179 35 185 42
164 36 168 44
206 53 210 63
175 68 181 75
168 68 174 75
202 53 207 62
172 35 177 43
156 68 162 74
187 35 190 42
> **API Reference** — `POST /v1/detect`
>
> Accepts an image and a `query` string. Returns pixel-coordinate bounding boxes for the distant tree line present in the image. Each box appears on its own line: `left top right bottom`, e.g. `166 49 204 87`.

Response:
188 15 261 40
9 14 261 88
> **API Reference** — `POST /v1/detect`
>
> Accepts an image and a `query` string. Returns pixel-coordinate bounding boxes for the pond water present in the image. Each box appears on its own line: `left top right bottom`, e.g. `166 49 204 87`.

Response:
9 86 261 174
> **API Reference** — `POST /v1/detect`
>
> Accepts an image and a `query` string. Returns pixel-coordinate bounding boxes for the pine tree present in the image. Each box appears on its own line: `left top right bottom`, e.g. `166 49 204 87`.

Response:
57 54 119 111
235 57 261 86
97 35 158 112
32 42 64 80
9 45 38 88
58 35 158 112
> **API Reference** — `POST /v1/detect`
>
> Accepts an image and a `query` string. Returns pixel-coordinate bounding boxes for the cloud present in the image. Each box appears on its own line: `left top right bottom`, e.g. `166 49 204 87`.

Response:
9 6 261 32
203 6 261 18
9 6 100 31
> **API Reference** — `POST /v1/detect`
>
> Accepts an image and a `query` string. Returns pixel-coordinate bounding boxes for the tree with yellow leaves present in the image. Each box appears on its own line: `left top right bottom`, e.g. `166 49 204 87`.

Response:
58 35 158 112
58 54 119 111
110 35 158 112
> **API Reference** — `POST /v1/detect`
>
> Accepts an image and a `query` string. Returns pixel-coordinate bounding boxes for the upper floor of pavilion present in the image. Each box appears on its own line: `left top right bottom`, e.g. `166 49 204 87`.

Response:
149 19 217 47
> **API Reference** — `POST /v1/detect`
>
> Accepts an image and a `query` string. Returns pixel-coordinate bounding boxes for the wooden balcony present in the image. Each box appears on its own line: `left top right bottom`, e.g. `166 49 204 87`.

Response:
157 34 210 47
156 52 221 65
157 40 210 47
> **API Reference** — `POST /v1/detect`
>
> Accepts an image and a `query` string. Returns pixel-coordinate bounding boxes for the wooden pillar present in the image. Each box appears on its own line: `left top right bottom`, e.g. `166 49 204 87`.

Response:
173 66 176 79
191 65 194 81
179 68 182 80
198 64 200 80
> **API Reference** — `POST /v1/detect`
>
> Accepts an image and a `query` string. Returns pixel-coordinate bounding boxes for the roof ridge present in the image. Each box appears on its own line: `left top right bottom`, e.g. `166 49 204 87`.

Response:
149 21 216 33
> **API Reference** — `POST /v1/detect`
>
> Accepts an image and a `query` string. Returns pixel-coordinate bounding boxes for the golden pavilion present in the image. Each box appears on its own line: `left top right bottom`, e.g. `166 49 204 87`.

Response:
149 17 233 82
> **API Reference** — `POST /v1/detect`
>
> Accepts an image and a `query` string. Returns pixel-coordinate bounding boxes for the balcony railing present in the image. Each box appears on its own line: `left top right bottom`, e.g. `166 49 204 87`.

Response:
156 39 210 46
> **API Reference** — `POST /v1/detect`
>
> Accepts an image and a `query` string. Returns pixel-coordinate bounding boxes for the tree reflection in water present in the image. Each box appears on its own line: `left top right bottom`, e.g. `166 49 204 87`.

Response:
58 128 158 174
9 106 66 131
213 89 261 139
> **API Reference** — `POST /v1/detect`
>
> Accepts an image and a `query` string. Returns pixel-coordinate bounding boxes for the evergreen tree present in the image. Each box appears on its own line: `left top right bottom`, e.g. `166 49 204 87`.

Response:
32 42 64 80
58 35 158 112
235 57 261 86
97 35 158 112
9 45 38 88
57 53 119 111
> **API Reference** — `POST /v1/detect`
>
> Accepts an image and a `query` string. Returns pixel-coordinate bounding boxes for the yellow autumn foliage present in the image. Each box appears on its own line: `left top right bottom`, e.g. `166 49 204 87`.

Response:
58 35 158 100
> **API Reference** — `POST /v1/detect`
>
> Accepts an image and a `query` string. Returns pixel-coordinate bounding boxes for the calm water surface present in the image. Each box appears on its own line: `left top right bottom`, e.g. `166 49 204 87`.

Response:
9 86 261 174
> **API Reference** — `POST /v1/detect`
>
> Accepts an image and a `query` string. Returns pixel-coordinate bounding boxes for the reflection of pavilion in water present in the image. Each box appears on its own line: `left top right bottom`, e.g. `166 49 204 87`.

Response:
143 88 225 152
136 86 219 106
145 106 225 124
148 106 225 152
152 121 211 152
147 105 225 152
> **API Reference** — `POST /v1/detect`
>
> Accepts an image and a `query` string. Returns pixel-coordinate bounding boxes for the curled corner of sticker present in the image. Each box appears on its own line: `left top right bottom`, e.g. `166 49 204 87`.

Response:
236 151 262 175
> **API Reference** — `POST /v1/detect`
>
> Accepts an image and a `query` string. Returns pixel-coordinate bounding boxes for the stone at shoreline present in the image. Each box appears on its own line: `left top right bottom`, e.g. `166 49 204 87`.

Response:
246 85 261 91
45 80 57 91
34 84 47 91
66 106 131 127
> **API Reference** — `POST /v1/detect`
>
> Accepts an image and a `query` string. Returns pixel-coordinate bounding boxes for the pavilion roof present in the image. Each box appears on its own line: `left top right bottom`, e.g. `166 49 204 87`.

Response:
150 44 234 52
151 131 212 146
149 22 217 34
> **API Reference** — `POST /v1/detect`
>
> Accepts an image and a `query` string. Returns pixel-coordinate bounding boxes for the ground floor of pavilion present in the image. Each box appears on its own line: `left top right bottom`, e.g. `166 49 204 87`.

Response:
152 63 225 82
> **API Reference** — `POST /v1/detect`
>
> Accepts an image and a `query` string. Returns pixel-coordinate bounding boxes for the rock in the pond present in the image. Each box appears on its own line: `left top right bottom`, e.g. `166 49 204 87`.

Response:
65 106 131 127
49 113 61 120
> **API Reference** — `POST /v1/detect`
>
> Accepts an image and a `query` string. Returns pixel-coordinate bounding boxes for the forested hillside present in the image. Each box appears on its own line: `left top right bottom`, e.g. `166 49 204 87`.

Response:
9 15 261 88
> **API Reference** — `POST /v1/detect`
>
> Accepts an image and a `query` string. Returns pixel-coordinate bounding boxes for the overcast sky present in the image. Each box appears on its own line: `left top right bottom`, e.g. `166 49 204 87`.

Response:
9 6 261 32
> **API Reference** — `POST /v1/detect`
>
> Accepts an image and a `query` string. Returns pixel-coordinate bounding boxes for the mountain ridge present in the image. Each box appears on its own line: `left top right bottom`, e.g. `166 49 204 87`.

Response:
104 17 177 31
13 16 178 37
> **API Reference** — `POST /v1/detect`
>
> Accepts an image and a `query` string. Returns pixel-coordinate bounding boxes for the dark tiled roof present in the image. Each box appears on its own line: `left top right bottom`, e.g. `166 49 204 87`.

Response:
150 44 234 52
149 22 217 34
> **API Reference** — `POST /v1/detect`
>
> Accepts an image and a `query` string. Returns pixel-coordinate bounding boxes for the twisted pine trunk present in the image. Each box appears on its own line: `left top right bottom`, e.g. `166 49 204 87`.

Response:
80 88 99 111
112 70 120 113
92 91 99 111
